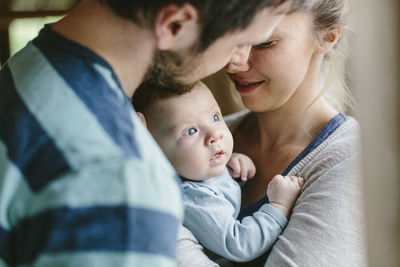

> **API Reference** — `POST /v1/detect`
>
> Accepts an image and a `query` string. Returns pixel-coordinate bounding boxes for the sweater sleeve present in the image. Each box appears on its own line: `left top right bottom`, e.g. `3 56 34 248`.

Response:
176 225 220 267
183 183 287 262
265 153 367 267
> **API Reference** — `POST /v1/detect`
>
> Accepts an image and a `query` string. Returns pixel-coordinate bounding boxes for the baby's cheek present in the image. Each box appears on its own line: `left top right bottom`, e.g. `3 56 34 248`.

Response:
224 131 234 155
175 154 202 178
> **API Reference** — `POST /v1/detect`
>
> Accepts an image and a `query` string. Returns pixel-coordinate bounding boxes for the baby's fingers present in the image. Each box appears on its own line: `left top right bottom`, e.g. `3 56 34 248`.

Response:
239 160 248 181
297 177 305 187
287 176 304 190
246 159 256 179
270 174 284 185
227 159 240 178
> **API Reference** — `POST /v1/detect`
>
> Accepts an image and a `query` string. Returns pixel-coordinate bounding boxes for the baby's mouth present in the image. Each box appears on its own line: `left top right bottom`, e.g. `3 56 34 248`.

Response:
210 150 225 165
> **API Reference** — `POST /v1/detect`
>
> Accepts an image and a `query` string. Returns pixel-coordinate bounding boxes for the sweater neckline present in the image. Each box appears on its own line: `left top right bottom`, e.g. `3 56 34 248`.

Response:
282 113 346 175
238 113 348 219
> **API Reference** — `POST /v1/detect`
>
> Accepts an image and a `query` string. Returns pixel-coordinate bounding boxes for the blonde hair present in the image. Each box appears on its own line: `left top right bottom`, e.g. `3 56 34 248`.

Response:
223 0 356 116
308 0 357 115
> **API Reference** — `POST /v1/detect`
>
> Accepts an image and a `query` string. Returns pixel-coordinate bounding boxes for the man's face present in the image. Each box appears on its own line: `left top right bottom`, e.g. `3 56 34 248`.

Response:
144 4 290 93
143 47 197 93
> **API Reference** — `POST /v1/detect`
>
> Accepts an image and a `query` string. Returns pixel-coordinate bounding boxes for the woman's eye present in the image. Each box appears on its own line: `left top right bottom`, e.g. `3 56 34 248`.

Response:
256 40 276 49
213 114 220 122
183 128 197 136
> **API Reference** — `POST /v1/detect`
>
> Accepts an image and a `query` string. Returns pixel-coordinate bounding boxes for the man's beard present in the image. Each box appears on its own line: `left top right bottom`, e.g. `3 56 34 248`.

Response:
143 48 198 94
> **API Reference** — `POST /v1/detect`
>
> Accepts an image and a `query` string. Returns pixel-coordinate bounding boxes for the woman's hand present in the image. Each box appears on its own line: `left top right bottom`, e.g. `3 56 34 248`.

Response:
227 152 256 182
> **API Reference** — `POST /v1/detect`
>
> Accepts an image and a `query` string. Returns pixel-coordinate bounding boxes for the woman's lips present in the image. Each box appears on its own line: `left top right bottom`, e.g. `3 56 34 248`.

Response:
234 80 264 94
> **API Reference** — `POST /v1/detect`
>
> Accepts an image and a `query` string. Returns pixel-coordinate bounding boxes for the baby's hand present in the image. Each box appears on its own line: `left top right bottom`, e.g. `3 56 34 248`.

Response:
267 175 305 218
227 152 256 182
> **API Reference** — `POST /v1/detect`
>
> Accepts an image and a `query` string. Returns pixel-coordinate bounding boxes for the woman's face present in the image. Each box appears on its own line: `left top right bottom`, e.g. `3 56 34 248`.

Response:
225 13 322 113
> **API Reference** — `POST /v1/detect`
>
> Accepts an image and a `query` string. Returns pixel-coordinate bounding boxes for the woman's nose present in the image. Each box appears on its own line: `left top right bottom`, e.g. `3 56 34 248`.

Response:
225 45 251 73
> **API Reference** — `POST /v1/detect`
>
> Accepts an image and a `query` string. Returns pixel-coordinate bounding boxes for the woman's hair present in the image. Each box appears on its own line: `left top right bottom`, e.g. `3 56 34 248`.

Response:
97 0 307 52
308 0 356 115
224 0 356 115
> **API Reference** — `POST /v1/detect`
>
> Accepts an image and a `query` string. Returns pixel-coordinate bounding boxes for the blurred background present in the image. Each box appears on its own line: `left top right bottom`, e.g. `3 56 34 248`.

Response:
0 0 399 266
0 0 74 64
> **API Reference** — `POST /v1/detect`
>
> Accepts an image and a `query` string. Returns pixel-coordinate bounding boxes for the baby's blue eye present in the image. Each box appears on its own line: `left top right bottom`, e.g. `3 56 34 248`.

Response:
213 114 220 122
183 128 197 136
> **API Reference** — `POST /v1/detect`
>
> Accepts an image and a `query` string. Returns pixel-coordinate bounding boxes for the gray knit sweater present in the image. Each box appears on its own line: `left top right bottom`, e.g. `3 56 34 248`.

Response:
177 111 367 267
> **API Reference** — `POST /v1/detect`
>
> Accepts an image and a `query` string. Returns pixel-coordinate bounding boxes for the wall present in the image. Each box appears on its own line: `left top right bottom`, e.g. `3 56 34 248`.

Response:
355 0 400 266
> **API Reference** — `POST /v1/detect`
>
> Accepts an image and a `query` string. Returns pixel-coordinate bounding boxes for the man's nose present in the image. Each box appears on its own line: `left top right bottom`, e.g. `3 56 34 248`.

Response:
225 45 251 73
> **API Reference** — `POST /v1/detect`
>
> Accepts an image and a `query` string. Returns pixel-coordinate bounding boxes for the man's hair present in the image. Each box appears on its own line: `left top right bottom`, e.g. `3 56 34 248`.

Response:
132 81 196 115
98 0 306 51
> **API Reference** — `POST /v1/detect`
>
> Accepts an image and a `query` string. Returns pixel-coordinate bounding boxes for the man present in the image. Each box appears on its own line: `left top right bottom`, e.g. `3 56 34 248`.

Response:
0 0 303 266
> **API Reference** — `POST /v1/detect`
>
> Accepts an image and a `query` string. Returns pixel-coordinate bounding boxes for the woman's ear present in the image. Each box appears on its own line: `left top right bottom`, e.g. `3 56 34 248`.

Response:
136 112 148 128
317 26 342 53
154 3 199 50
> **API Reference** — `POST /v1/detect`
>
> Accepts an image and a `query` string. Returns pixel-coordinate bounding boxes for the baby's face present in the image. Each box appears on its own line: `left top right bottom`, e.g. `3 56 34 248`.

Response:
148 82 233 181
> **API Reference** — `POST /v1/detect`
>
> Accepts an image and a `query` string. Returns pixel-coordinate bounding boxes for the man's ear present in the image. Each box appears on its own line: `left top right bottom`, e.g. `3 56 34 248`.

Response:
317 26 342 53
136 112 148 128
154 3 199 50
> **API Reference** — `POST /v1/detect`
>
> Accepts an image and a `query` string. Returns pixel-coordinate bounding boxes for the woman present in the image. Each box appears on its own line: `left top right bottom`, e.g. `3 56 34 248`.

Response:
177 0 367 266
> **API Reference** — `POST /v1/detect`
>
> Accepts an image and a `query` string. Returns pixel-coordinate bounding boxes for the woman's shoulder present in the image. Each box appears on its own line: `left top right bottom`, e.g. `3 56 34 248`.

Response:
317 116 360 169
288 116 360 176
267 117 366 267
316 116 360 159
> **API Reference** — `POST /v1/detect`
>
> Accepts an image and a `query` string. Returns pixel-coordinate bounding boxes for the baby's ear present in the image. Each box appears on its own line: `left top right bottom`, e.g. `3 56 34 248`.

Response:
136 112 148 128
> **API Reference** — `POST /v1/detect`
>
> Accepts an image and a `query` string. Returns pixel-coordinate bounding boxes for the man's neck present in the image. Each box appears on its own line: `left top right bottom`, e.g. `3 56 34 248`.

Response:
51 0 156 97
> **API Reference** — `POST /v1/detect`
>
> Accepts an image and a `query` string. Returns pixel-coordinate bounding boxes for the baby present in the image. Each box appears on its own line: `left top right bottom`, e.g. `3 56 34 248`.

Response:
132 81 304 262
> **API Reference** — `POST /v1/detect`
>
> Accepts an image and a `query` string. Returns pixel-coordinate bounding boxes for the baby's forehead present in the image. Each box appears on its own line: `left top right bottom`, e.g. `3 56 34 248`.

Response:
160 84 213 106
149 95 188 121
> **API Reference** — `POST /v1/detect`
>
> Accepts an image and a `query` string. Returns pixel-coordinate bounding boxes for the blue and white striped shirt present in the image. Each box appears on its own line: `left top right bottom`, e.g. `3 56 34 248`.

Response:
0 26 183 266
